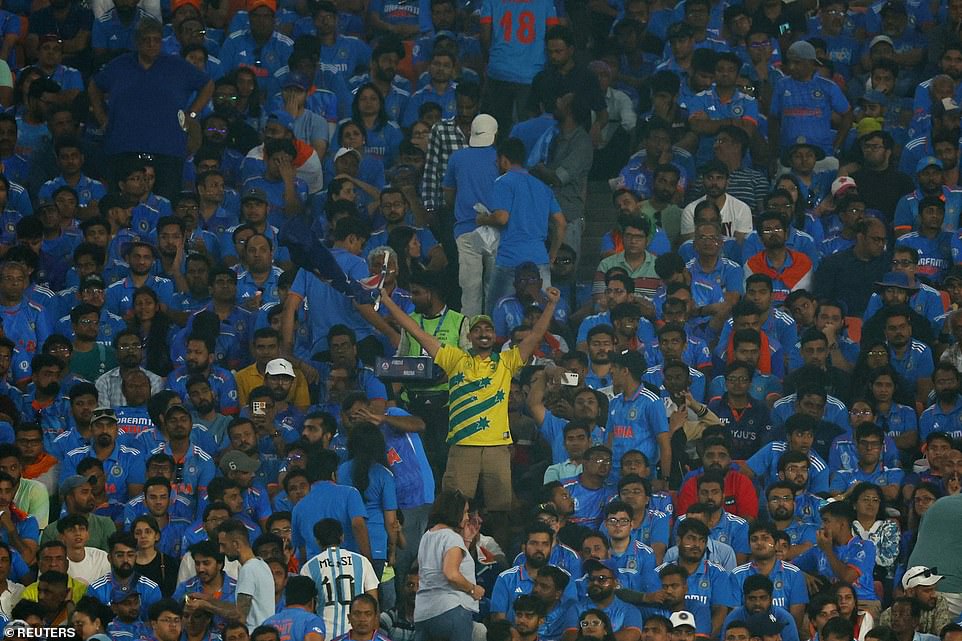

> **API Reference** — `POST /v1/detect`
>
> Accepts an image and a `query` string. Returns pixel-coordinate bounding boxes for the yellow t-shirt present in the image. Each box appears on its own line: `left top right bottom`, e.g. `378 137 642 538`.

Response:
434 344 523 447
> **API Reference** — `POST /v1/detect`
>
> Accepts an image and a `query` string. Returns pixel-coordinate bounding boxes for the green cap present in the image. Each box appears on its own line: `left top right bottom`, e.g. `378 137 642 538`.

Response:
469 314 494 330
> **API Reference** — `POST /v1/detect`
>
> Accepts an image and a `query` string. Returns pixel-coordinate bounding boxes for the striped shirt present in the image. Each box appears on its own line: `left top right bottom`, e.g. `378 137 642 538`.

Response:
300 546 379 638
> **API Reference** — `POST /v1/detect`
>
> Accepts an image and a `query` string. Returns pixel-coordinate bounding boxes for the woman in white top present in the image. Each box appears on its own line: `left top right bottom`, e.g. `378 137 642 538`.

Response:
414 491 483 641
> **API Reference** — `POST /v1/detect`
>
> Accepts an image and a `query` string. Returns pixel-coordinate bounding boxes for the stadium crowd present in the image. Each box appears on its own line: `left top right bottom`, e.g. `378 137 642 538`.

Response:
2 0 962 640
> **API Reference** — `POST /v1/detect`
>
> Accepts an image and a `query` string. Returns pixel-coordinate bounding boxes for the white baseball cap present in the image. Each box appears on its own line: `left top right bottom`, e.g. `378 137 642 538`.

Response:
470 114 498 147
831 175 857 197
265 358 295 378
902 566 943 590
670 611 696 630
334 146 361 161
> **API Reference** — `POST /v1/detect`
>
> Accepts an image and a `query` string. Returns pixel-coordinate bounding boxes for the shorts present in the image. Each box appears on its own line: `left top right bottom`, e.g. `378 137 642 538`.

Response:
441 444 513 511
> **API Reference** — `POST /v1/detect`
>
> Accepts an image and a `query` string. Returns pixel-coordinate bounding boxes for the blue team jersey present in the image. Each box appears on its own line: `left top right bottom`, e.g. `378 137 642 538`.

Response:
61 442 145 503
490 168 560 267
686 88 760 164
167 366 239 416
794 536 876 600
336 461 397 560
746 442 829 494
771 75 850 154
571 596 642 635
608 540 660 593
87 574 162 619
657 559 738 608
732 560 809 610
1 300 50 358
514 543 582 577
105 275 174 318
292 482 367 560
887 340 934 394
771 393 850 431
830 462 905 492
606 384 669 479
896 187 962 233
480 0 559 83
920 396 962 440
537 410 606 466
563 477 612 529
264 607 326 641
381 408 435 509
643 364 707 403
218 30 294 88
675 512 750 555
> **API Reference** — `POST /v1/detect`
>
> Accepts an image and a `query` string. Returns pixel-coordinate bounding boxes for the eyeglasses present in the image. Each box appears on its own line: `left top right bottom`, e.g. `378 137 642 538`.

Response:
868 350 888 357
588 575 612 583
554 258 573 265
270 527 292 535
891 259 914 267
76 318 97 325
748 40 770 48
206 126 228 135
726 376 750 383
849 409 873 417
606 517 631 526
589 458 612 466
581 620 604 628
760 227 785 235
117 344 142 351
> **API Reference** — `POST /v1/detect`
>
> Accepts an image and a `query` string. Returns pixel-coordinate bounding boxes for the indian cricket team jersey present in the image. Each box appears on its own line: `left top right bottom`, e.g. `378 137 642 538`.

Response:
480 0 559 83
434 344 524 446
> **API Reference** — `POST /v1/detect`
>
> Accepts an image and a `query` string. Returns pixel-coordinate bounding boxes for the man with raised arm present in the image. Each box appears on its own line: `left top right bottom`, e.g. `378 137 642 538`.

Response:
380 286 561 540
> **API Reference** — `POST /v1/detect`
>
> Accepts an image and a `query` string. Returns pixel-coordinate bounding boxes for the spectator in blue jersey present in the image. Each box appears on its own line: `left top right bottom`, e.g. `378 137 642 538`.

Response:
771 40 851 164
262 575 326 641
491 522 555 621
87 530 163 618
657 517 738 637
723 575 800 641
795 501 878 616
479 0 559 132
292 450 371 562
563 558 643 641
733 522 809 628
563 445 613 529
676 471 750 562
608 350 671 484
745 414 829 495
480 137 566 312
919 363 962 443
403 50 458 127
688 52 760 167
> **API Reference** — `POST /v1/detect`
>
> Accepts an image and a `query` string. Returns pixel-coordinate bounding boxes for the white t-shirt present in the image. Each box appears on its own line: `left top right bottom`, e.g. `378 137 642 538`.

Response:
68 547 111 585
237 556 275 631
680 194 753 237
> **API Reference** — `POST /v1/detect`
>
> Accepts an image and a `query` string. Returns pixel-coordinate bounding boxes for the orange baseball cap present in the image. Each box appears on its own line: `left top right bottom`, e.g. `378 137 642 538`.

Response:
171 0 201 12
249 0 277 12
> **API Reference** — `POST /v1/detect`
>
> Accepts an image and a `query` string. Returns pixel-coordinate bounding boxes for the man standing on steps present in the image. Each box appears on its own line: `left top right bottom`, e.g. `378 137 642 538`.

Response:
380 284 561 542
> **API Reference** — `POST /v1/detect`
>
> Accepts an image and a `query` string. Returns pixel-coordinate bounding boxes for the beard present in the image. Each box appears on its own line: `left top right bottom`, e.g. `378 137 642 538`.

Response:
194 399 215 414
39 381 60 397
938 388 959 404
114 563 134 579
527 553 547 569
96 433 114 448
